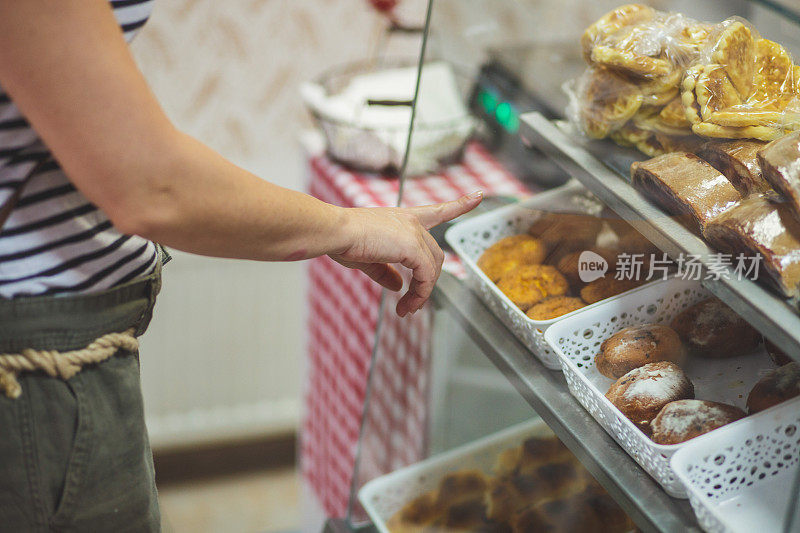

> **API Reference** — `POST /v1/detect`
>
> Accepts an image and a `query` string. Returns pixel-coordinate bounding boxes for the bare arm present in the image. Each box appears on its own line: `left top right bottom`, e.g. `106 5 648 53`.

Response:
0 0 480 316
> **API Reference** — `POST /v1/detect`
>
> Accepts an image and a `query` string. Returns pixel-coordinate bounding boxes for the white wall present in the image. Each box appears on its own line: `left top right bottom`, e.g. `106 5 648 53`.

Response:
129 0 388 449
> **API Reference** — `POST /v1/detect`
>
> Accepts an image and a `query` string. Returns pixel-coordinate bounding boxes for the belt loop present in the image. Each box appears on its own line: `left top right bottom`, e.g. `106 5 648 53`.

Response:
134 246 165 337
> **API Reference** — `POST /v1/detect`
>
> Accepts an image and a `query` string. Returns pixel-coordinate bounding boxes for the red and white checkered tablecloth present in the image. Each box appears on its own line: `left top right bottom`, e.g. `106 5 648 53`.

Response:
302 142 530 518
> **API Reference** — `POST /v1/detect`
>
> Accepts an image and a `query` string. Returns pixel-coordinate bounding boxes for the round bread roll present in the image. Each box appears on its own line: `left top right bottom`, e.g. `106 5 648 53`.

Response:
556 247 618 288
496 265 569 311
670 298 761 358
764 338 793 366
605 361 694 432
747 362 800 414
650 399 746 445
526 296 586 320
595 324 686 379
477 234 548 282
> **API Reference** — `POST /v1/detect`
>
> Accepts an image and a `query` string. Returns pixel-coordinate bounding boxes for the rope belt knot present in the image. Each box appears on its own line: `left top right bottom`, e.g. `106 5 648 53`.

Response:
0 328 138 399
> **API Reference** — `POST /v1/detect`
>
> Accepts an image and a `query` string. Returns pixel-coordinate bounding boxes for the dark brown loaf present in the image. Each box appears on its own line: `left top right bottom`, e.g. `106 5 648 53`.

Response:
595 324 686 379
631 152 741 233
747 362 800 414
605 361 695 432
650 399 746 445
758 131 800 218
698 140 770 195
704 194 800 298
669 297 761 358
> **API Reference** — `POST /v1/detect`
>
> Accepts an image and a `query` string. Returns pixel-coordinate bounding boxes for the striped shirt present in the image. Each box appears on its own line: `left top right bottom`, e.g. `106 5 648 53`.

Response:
0 0 157 298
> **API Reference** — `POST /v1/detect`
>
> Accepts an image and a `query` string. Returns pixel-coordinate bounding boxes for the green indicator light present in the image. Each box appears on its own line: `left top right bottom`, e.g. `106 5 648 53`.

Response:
479 89 498 114
495 102 519 133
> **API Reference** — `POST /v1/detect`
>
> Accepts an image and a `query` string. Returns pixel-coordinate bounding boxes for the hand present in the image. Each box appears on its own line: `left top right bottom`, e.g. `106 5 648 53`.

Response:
330 191 483 317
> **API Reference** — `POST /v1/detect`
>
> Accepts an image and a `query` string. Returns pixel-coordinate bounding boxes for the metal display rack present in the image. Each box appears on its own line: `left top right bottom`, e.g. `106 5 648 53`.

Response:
520 112 800 361
431 273 700 533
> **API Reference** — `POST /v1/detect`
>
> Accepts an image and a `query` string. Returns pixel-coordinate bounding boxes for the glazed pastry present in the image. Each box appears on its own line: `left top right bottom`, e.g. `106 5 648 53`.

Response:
526 296 586 320
477 235 548 283
511 487 633 533
747 362 800 413
595 324 686 379
556 247 618 288
650 399 746 444
759 131 800 217
698 140 770 195
764 338 793 366
496 265 569 311
486 461 583 524
704 193 800 298
580 276 644 304
669 298 761 358
605 361 695 432
631 152 741 233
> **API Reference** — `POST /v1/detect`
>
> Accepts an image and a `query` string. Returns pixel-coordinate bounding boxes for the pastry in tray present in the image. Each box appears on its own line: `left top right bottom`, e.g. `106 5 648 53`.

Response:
758 130 800 217
595 324 686 379
477 235 548 283
528 212 604 262
669 297 761 358
746 362 800 414
605 361 695 433
649 399 745 445
698 140 771 195
631 152 741 233
496 265 569 312
704 193 800 298
386 470 494 532
556 247 618 289
579 277 644 305
388 435 635 533
526 296 586 321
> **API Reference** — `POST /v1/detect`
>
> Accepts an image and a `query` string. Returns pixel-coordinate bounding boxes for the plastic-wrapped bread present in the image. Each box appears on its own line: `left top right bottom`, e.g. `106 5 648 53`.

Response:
698 140 771 195
758 131 800 216
704 193 800 298
631 152 741 232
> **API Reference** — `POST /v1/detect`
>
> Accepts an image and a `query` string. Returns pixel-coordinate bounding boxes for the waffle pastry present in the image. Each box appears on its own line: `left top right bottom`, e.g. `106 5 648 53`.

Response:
580 4 656 64
576 8 800 151
576 67 643 139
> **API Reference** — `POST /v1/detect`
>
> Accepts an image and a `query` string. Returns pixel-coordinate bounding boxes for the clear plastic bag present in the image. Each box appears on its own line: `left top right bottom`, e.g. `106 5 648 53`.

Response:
568 4 800 155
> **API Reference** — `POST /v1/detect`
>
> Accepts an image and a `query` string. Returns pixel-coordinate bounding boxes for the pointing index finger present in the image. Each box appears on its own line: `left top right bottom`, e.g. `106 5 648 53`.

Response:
411 191 483 230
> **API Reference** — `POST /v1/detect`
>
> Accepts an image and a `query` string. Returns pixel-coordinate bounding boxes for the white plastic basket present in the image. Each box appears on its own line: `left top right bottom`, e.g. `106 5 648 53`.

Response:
671 398 800 533
358 418 551 532
445 180 631 369
543 277 776 497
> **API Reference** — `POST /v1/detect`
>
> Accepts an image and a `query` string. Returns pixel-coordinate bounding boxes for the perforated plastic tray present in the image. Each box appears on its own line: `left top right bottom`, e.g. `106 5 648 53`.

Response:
543 277 775 497
445 180 646 369
358 419 550 533
672 398 800 533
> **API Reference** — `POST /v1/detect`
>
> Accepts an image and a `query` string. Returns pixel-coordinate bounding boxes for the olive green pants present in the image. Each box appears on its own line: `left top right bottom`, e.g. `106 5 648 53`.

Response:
0 262 163 532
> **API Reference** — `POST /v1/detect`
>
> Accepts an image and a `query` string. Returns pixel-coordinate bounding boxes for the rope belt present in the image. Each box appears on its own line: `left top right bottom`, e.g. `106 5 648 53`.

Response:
0 328 138 399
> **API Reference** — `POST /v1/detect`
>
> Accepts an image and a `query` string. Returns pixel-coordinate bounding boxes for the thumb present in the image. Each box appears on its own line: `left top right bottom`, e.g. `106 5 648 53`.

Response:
409 191 483 230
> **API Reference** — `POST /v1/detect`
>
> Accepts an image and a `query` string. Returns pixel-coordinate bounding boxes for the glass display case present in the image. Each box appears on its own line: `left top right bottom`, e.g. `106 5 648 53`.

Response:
329 1 800 531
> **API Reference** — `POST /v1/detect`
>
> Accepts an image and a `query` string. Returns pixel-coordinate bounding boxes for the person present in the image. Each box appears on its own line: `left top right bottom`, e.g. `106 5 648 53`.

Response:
0 1 481 530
